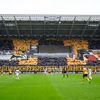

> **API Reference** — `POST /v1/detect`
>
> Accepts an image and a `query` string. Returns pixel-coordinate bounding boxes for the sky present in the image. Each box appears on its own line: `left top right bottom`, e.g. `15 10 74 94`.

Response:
0 0 100 15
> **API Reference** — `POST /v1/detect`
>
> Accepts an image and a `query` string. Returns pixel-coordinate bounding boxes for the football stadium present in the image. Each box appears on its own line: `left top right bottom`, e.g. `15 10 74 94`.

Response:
0 14 100 100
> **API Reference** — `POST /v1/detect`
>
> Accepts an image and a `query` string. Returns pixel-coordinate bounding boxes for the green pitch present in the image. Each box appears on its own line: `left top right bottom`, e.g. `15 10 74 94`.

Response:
0 74 100 100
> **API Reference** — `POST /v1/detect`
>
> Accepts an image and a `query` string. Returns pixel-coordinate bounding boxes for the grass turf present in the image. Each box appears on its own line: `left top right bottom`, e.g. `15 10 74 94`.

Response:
0 73 100 100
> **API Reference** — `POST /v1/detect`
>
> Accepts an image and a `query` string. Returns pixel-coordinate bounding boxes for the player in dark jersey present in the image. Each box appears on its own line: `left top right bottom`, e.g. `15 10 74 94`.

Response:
62 67 69 78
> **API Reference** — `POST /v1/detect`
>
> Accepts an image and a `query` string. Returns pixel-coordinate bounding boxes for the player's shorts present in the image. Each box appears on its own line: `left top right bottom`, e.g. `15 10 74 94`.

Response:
88 75 92 80
83 74 88 78
16 73 19 76
62 71 66 73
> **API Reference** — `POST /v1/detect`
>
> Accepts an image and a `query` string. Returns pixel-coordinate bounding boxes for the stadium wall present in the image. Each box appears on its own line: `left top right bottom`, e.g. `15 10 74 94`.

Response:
0 66 99 73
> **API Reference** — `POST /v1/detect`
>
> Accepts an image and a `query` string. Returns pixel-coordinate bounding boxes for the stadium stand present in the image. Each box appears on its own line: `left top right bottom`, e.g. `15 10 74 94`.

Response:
0 40 14 50
19 56 38 65
64 39 88 57
13 39 38 51
89 40 100 49
38 57 67 66
67 58 86 65
0 14 100 72
0 60 19 66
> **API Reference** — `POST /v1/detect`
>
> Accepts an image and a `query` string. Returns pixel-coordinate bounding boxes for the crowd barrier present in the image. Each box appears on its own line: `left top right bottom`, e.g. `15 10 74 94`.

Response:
0 66 100 73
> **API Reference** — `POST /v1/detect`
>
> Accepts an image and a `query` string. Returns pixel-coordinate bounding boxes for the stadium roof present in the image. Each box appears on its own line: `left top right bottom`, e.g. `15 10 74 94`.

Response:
0 14 100 40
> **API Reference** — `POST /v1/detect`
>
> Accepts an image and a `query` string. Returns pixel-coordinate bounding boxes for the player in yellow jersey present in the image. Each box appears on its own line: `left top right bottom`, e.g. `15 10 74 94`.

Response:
82 67 90 84
0 69 3 76
83 67 88 78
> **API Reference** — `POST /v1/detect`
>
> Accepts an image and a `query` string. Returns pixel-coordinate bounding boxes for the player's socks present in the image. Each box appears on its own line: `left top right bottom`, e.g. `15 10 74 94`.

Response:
89 80 91 84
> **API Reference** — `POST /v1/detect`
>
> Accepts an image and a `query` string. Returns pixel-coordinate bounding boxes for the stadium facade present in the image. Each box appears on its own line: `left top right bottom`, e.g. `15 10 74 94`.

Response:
0 14 100 39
